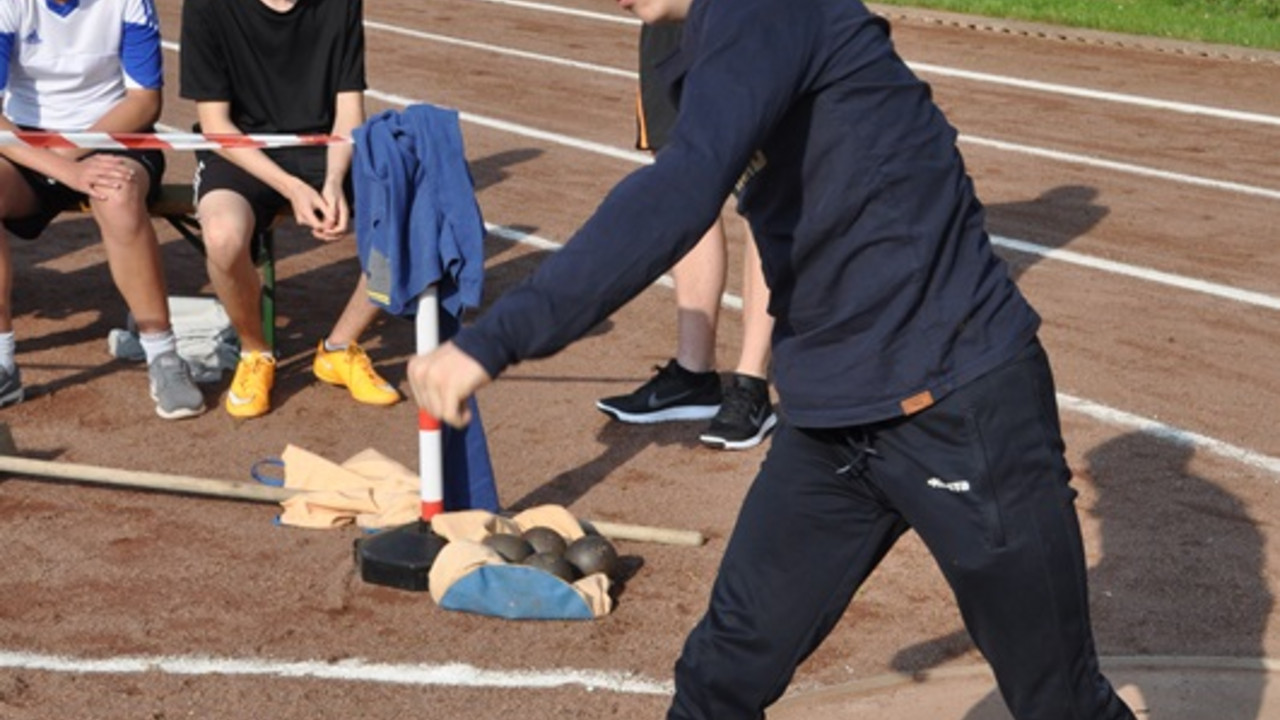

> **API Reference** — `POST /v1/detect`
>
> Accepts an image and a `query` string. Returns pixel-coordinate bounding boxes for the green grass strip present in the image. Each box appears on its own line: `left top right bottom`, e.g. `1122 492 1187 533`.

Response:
872 0 1280 51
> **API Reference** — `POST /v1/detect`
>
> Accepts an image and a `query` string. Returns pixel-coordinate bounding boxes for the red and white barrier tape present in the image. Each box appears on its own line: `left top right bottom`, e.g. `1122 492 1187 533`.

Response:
0 130 345 151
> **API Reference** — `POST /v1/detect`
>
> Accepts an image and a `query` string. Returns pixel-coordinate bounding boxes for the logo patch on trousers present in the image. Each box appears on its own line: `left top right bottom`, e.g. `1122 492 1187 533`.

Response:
926 477 971 493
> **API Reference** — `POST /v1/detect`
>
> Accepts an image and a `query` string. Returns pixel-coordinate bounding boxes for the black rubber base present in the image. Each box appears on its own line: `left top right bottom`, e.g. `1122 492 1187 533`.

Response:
354 520 447 592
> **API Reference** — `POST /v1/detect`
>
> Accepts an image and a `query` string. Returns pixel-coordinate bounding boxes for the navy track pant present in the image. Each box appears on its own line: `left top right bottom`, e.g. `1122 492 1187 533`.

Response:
668 339 1135 720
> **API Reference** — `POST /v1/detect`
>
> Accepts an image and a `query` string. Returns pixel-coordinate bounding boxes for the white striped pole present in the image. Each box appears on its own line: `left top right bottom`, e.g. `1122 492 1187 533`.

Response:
415 286 445 520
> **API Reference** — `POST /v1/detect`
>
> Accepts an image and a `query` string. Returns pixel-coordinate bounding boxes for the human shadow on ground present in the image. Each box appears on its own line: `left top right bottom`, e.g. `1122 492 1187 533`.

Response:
889 431 1270 719
6 216 216 400
984 184 1109 283
469 148 543 193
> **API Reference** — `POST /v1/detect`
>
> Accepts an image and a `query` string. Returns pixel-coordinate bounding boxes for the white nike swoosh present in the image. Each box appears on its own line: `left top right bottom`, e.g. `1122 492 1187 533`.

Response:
227 391 256 406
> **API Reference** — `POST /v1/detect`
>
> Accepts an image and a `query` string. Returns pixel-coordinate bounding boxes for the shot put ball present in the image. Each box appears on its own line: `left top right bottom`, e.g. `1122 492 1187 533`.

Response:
523 551 578 583
564 534 619 578
482 533 534 563
521 526 568 556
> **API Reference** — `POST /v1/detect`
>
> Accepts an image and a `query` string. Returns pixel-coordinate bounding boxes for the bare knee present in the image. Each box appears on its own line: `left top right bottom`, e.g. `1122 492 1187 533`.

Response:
197 216 254 272
89 160 152 241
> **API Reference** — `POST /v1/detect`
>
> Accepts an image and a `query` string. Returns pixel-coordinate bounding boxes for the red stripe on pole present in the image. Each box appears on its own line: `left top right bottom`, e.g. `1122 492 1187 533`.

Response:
420 499 445 520
418 409 441 432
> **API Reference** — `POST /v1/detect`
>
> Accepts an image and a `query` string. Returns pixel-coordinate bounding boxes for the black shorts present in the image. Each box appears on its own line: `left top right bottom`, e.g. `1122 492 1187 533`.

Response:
2 139 166 240
193 146 353 237
636 22 683 152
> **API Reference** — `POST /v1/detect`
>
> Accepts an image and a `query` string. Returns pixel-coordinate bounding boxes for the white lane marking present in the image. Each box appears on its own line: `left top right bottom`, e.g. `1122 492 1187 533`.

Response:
156 43 1280 477
0 650 674 695
362 19 636 78
463 0 639 25
488 223 1280 479
159 39 1280 202
964 135 1280 201
1059 394 1280 477
912 63 1280 128
992 235 1280 311
447 0 1280 127
435 97 1280 311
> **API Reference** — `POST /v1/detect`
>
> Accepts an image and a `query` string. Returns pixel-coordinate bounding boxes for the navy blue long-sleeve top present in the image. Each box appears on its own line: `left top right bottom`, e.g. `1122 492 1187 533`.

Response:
453 0 1040 428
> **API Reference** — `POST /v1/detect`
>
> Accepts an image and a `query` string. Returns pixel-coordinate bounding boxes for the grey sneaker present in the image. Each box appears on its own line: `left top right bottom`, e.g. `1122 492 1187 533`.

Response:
148 351 206 420
0 365 24 408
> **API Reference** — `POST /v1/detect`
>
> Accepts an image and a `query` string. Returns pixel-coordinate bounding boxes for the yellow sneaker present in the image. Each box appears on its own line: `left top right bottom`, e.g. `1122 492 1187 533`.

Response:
312 340 401 406
225 351 275 418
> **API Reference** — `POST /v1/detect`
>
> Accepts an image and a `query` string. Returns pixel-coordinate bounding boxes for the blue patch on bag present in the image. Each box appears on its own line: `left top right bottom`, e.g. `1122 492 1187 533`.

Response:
439 565 594 620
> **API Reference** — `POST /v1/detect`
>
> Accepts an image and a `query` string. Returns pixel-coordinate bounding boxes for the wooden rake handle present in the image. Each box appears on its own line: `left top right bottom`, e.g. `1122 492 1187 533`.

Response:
0 454 706 546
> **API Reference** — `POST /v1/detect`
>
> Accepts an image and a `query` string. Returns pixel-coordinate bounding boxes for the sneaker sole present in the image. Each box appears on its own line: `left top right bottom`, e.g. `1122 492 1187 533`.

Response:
149 387 207 421
155 403 208 420
314 367 401 406
699 413 779 451
596 401 720 424
0 387 24 409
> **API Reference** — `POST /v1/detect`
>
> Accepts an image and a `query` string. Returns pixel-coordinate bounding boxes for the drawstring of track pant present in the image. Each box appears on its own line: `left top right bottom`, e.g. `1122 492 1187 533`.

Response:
834 427 880 477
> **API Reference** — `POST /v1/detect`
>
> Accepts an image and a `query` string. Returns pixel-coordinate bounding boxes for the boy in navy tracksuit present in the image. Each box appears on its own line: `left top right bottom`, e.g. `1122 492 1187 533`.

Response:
408 0 1136 717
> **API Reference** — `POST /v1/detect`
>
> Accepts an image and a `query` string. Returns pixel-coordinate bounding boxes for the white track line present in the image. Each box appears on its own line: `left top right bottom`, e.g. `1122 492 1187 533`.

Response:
0 650 673 695
159 39 1280 202
349 23 1280 199
464 0 639 25
157 44 1280 476
363 19 636 78
910 63 1280 128
965 135 1280 201
489 220 1280 479
448 0 1280 127
992 236 1280 311
1060 395 1280 477
360 89 1280 313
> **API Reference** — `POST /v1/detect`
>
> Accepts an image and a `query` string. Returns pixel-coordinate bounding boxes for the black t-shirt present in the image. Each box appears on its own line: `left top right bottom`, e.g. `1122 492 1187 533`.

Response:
180 0 366 134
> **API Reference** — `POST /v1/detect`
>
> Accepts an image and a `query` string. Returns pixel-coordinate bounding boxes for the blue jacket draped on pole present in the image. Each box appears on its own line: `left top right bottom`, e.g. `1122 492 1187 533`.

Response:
352 104 498 512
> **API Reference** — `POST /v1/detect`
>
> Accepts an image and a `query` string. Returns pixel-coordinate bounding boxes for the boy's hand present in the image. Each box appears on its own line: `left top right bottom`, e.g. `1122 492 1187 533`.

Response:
69 155 136 201
285 180 335 238
314 179 349 241
408 342 493 428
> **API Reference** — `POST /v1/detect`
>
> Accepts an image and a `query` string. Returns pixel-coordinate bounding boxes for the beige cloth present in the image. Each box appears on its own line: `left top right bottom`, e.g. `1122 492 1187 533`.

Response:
276 444 420 530
428 505 612 617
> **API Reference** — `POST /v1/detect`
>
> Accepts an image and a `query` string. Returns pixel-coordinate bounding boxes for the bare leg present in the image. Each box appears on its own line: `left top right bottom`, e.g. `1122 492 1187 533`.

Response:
89 158 172 335
0 160 41 334
197 190 267 353
324 273 380 347
734 218 773 380
672 215 728 373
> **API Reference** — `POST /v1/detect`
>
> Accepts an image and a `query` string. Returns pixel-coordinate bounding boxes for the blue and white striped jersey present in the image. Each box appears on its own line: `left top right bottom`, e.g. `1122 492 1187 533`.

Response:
0 0 162 130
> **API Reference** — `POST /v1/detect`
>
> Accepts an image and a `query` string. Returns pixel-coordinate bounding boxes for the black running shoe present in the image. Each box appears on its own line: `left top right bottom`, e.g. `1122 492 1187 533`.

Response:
699 373 777 450
596 359 722 423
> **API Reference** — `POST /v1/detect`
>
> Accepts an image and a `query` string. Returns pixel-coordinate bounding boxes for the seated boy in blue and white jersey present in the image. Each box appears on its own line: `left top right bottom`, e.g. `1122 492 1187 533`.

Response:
0 0 205 419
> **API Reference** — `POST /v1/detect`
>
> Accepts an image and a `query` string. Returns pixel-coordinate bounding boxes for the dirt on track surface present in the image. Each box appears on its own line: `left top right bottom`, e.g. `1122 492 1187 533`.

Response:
1 2 1279 719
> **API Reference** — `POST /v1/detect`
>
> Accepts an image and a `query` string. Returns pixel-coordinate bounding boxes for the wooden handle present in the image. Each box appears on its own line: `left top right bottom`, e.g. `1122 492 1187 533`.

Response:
0 454 707 547
0 455 295 504
582 519 705 547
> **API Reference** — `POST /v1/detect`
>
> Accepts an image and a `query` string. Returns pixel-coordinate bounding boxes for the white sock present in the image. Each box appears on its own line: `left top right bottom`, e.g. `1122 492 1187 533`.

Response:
323 339 348 353
0 331 15 373
139 330 178 365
